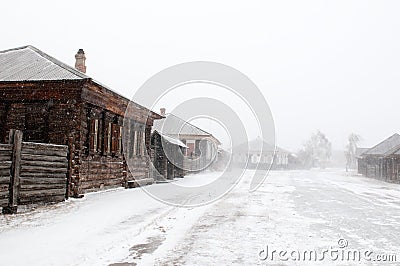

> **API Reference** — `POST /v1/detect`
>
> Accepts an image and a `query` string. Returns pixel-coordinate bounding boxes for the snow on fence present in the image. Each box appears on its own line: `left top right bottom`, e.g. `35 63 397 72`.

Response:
1 130 69 214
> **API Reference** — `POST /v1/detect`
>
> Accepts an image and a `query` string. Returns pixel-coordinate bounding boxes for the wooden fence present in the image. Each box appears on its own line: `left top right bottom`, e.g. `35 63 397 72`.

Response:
1 130 69 214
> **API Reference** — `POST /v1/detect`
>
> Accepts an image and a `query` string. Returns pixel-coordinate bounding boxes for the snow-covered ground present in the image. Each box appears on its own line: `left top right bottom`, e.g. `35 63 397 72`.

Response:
0 170 400 265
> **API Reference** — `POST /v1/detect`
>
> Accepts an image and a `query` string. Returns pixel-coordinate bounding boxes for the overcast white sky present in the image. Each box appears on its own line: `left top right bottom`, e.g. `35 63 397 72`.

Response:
2 0 400 151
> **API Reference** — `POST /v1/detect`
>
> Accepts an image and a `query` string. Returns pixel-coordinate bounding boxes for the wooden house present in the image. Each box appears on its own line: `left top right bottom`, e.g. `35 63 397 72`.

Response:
150 130 187 180
152 109 220 171
232 137 290 170
355 147 369 175
358 134 400 182
0 45 162 196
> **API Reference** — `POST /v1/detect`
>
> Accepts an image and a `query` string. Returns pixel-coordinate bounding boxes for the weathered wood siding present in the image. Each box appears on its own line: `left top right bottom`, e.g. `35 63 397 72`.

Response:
359 156 400 183
78 104 152 192
151 132 186 180
19 142 68 204
0 145 12 207
357 158 367 176
125 158 151 187
80 158 125 192
1 130 69 214
0 81 83 145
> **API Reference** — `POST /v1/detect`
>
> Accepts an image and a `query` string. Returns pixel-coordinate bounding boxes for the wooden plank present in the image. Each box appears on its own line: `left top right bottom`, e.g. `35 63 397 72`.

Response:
0 150 12 156
0 198 8 207
0 169 10 176
127 178 154 188
0 191 9 198
19 195 65 205
79 178 123 189
22 142 68 152
0 176 10 184
80 173 124 181
21 160 68 168
19 172 67 179
9 130 22 212
20 183 66 190
80 168 124 175
66 134 74 199
19 188 66 198
0 155 12 161
21 165 68 174
0 144 12 151
21 154 68 163
21 148 67 157
20 177 66 184
0 161 12 169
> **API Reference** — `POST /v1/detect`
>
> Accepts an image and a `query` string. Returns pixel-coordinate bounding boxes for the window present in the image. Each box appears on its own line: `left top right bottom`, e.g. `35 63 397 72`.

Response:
129 122 135 159
118 126 123 154
136 130 142 156
89 119 99 153
110 123 122 155
111 123 117 154
140 131 143 156
133 131 137 156
94 119 99 151
141 131 146 156
107 122 112 154
127 124 146 157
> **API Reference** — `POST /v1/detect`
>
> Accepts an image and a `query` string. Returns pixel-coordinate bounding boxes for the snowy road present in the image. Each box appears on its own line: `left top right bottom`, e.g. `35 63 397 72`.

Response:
0 170 400 265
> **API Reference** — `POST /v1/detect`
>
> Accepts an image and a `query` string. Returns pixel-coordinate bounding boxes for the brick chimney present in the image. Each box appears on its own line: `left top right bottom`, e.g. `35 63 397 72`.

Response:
160 108 166 116
75 49 86 73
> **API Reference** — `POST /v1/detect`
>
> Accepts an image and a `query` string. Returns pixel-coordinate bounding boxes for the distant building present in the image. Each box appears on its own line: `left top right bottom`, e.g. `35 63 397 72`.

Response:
152 109 220 172
357 134 400 182
150 130 187 180
232 137 291 170
355 147 369 173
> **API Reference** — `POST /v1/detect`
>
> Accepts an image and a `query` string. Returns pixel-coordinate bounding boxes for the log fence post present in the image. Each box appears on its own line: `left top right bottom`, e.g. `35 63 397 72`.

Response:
3 130 22 214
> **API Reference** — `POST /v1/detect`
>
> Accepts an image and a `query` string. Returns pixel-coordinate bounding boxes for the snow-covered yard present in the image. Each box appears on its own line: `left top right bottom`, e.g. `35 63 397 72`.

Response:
0 170 400 265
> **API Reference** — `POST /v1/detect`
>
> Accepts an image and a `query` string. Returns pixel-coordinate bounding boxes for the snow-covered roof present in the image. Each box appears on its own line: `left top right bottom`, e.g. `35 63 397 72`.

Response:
159 133 188 148
355 147 370 158
363 133 400 156
0 45 89 81
153 113 212 137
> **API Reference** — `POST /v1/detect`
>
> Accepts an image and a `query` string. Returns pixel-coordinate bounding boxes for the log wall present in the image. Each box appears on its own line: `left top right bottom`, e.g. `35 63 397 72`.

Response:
358 156 400 183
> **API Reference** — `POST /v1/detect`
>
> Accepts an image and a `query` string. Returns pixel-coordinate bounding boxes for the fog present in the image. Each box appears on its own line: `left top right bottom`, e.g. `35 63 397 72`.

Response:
2 0 400 152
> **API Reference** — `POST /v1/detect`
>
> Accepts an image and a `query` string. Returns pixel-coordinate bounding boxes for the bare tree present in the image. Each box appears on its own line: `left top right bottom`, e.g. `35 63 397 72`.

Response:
345 133 361 171
298 131 332 169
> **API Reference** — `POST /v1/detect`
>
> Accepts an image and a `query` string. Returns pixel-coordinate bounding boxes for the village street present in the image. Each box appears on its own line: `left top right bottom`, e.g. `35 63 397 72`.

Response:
0 170 399 265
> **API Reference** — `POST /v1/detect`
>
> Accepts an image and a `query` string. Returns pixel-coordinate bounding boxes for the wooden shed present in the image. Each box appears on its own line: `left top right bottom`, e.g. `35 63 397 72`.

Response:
0 45 162 196
358 134 400 182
